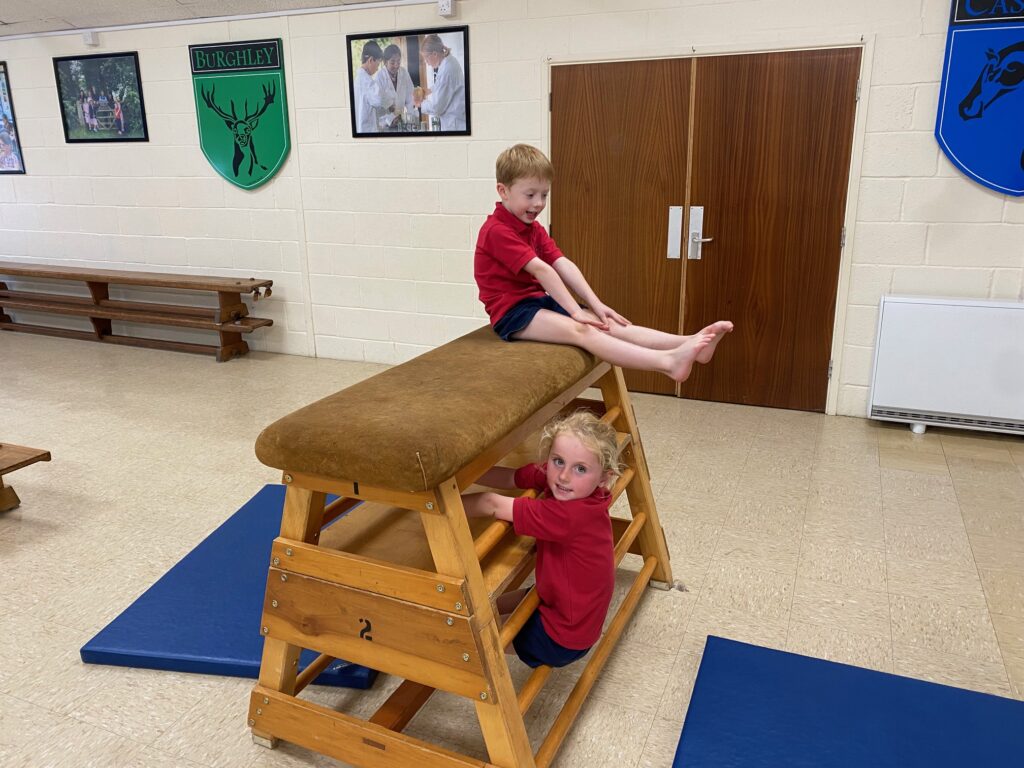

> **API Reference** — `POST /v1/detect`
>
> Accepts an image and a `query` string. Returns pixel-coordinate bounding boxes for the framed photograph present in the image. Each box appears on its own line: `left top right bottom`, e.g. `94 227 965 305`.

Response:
346 25 470 138
53 51 149 143
0 62 26 173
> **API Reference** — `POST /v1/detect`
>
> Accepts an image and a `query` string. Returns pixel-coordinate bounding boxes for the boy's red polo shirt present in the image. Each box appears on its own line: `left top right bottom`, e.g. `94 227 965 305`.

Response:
511 463 615 650
474 202 564 325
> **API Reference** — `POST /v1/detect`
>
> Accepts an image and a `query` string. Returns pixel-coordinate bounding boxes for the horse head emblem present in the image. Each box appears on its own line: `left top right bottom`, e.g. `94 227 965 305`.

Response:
959 40 1024 120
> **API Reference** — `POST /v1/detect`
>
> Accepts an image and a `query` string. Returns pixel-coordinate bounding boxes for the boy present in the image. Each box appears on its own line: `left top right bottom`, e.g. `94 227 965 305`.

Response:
475 144 732 382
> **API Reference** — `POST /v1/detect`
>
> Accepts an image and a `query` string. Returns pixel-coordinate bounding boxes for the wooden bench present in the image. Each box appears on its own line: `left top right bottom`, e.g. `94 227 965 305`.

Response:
249 327 672 768
0 261 273 361
0 443 51 512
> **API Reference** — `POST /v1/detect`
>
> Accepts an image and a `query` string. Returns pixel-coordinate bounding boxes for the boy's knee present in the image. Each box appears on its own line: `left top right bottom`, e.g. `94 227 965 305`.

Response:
568 319 594 338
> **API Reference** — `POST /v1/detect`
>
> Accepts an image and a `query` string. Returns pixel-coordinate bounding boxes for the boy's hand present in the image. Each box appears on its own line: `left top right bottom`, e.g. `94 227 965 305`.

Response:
590 302 631 328
571 309 609 331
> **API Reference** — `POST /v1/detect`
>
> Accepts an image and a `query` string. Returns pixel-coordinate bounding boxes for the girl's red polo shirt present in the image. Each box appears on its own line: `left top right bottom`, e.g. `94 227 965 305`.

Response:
511 463 615 650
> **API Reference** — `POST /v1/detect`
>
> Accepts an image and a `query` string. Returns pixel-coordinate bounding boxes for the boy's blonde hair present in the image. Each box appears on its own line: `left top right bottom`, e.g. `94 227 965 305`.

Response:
538 410 622 486
495 143 554 187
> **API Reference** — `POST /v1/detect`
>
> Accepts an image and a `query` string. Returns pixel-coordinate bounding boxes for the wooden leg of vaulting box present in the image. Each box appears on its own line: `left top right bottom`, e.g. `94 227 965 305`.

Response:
252 485 326 746
423 481 536 768
598 367 673 585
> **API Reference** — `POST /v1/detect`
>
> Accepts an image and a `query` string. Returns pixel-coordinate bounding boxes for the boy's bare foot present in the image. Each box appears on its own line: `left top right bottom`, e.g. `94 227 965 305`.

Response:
666 332 713 382
696 320 734 364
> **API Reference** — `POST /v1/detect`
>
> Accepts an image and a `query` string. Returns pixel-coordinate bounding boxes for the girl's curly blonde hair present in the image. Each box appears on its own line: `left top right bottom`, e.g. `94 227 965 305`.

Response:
538 410 622 487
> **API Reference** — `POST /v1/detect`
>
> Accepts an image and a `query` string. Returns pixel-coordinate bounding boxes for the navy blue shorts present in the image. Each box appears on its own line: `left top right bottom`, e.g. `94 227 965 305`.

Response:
493 295 570 341
512 610 590 669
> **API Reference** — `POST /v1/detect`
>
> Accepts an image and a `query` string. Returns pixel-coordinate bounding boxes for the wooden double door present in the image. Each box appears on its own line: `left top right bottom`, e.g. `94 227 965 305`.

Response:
550 48 861 411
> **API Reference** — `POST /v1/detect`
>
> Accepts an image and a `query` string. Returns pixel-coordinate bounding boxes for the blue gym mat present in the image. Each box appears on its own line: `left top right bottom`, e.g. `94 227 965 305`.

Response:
674 636 1024 767
81 484 376 688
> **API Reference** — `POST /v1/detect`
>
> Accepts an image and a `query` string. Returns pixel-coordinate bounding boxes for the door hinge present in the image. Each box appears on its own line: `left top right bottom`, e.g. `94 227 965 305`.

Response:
840 227 846 249
828 359 834 379
856 79 861 101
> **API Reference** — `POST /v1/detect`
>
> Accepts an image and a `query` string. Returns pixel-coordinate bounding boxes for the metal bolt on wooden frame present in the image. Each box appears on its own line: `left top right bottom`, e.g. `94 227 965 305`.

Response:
249 364 672 768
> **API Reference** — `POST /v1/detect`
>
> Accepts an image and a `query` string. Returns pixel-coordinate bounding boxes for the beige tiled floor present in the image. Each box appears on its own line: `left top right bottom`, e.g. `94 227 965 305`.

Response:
2 333 1023 767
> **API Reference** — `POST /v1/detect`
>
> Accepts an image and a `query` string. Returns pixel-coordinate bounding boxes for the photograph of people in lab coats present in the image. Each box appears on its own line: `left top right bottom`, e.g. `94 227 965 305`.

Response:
346 26 469 137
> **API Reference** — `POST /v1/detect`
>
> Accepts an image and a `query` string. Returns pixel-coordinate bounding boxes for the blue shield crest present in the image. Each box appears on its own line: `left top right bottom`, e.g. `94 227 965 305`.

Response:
936 1 1024 196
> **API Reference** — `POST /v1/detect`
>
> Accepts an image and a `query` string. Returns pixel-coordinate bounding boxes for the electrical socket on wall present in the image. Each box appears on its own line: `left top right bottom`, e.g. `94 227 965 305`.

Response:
438 0 454 17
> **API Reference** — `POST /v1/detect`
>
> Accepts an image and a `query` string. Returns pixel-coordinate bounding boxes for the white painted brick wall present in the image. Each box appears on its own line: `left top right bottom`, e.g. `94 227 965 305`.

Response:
850 223 927 265
903 178 1005 222
991 269 1023 300
891 266 994 298
926 225 1024 268
0 0 1021 409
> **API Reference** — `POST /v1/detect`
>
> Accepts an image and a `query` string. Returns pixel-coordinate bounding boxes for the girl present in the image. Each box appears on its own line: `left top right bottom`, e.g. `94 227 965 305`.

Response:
462 411 619 668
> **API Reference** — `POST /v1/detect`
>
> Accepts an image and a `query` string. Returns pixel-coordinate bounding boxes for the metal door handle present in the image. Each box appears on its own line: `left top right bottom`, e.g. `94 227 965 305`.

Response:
688 206 709 260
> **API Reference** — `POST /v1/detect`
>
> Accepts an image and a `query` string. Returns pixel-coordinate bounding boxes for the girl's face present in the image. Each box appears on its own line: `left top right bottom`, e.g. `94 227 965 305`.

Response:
386 55 402 76
497 176 550 226
423 50 442 69
364 57 380 75
544 434 608 502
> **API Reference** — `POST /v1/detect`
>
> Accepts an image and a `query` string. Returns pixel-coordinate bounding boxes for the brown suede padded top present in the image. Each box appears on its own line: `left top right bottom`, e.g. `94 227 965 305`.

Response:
255 327 598 492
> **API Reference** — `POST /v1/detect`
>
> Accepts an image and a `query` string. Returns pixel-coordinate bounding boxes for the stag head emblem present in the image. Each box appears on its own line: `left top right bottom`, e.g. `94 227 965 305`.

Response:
200 82 276 176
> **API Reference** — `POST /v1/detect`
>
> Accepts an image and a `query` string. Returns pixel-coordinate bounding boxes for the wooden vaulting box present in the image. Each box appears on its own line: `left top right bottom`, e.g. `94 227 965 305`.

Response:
249 327 673 768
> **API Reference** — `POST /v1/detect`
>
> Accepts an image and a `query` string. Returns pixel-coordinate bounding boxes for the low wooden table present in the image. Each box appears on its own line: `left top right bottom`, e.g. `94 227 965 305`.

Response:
0 443 51 512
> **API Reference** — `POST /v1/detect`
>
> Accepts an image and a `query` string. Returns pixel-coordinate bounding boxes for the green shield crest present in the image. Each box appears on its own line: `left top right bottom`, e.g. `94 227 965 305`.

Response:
189 39 290 190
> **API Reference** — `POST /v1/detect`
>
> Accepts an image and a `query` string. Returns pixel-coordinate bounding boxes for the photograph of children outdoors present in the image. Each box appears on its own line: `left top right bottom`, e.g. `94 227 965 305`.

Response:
53 51 148 142
347 25 468 137
0 62 25 173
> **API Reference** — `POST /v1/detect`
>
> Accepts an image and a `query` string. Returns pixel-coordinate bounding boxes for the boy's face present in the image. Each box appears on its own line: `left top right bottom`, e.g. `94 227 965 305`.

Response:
364 57 380 75
545 434 608 502
497 176 550 226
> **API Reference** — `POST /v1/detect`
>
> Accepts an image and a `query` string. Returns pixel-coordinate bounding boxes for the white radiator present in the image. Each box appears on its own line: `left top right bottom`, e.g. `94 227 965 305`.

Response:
868 296 1024 435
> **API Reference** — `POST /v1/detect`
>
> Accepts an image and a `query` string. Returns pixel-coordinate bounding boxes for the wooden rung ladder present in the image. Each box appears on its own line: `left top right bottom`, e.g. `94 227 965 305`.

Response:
248 342 672 768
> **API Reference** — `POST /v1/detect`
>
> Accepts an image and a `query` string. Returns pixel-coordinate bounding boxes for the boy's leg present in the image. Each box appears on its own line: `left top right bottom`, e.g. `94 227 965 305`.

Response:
514 310 712 382
599 316 734 363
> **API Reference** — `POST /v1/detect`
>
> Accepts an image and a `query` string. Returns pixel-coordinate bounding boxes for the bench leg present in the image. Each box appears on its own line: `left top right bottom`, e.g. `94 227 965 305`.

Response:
0 479 19 512
216 290 248 322
217 331 249 362
86 281 113 339
0 280 11 325
253 485 327 747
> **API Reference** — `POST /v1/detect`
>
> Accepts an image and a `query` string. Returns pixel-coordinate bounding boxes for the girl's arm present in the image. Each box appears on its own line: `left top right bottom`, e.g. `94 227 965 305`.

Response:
552 258 630 327
462 492 514 522
522 258 606 329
